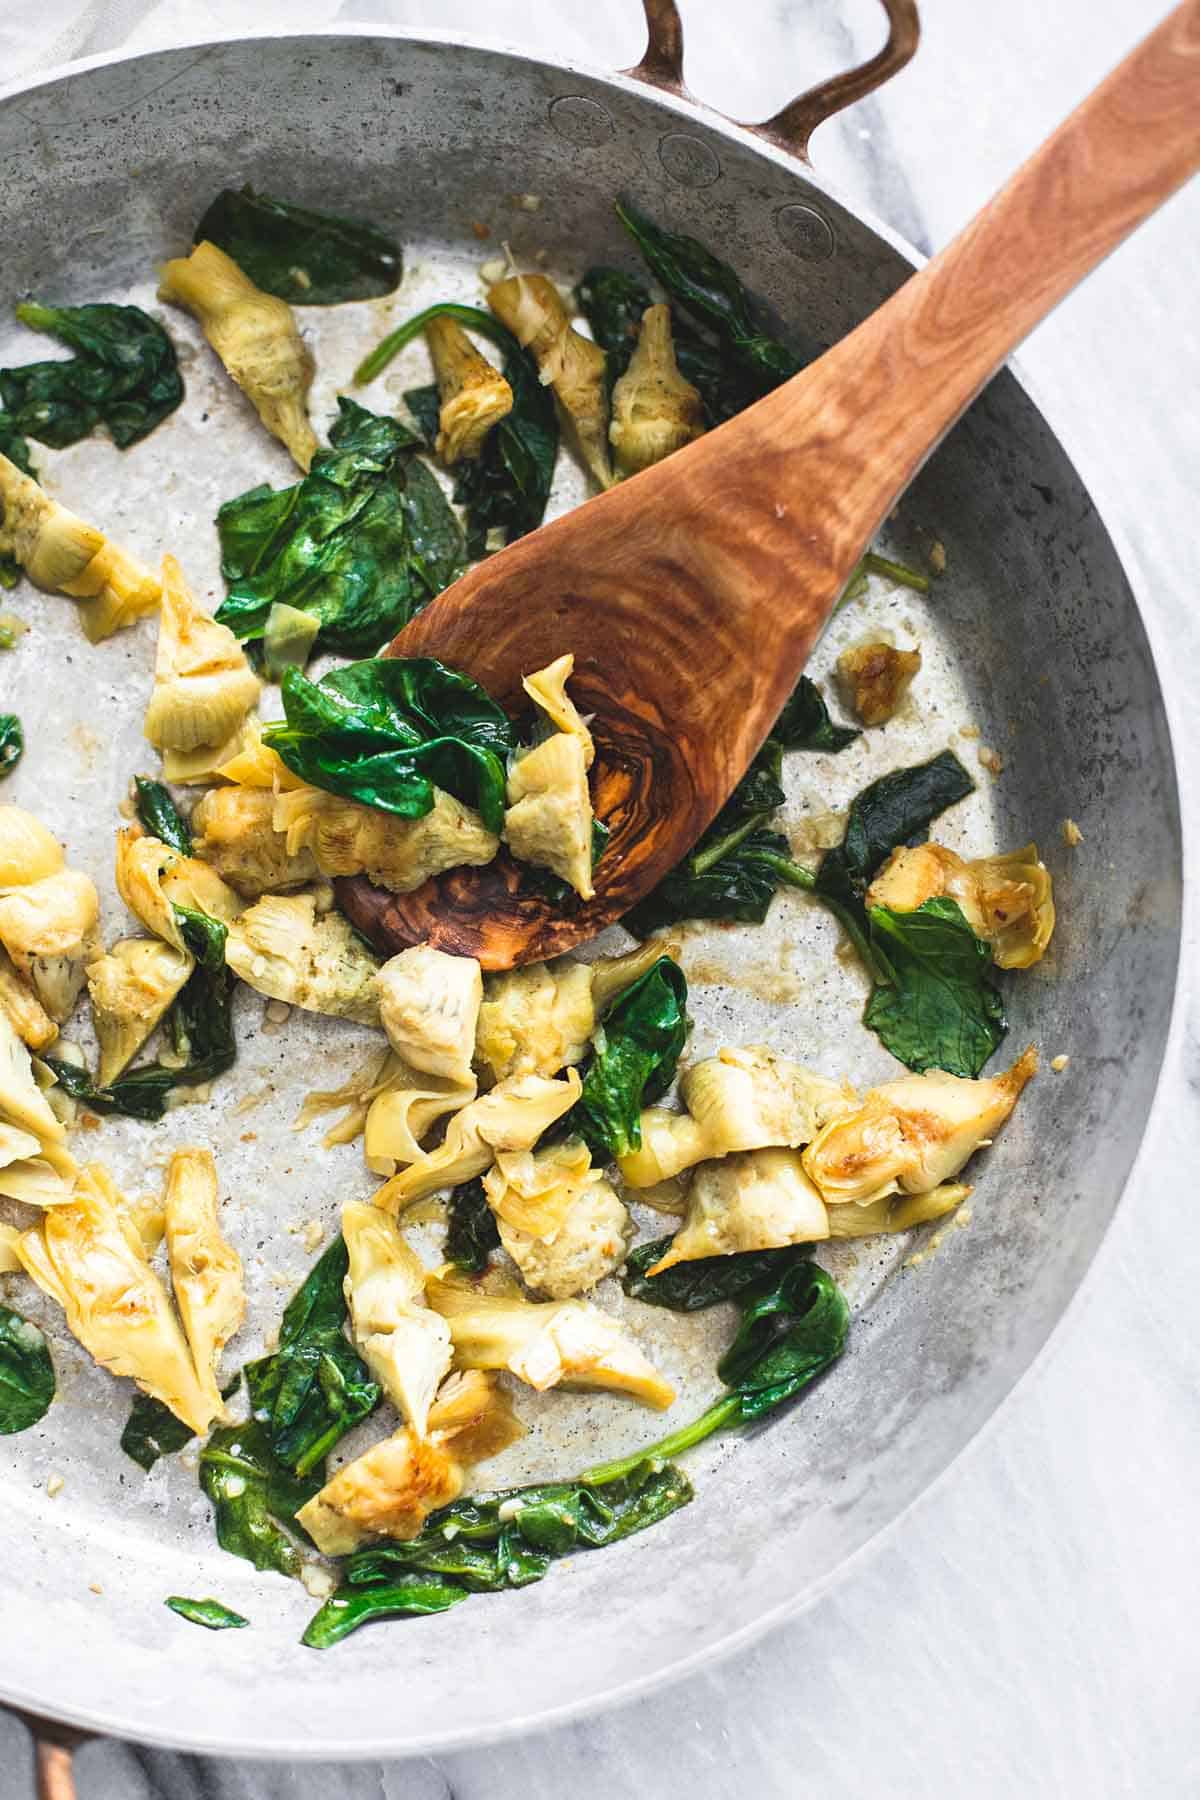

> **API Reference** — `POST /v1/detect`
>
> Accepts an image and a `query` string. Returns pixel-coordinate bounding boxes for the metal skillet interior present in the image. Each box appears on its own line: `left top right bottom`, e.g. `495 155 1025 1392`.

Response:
0 29 1181 1759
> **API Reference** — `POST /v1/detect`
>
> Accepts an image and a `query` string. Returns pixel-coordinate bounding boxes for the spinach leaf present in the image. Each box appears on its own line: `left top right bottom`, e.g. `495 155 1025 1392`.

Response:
121 1393 195 1469
622 1240 805 1312
199 1419 323 1579
614 200 803 397
0 301 183 449
195 186 402 306
586 1255 849 1480
40 904 236 1121
0 1305 55 1434
773 676 859 752
356 304 558 557
306 1460 694 1644
865 898 1007 1077
133 776 191 855
574 266 654 387
715 1255 850 1418
263 656 515 835
165 1595 250 1631
301 1577 470 1649
623 824 811 937
821 749 974 901
573 957 689 1158
575 262 763 426
215 397 464 656
244 1237 380 1477
0 415 36 476
444 1177 500 1274
0 714 22 778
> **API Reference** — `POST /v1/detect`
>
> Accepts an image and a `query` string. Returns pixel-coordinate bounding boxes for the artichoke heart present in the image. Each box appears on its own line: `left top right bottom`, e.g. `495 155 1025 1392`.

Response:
647 1148 830 1274
0 867 101 1022
376 945 482 1087
0 805 65 886
610 304 704 477
371 1068 582 1214
487 1141 632 1299
163 1148 244 1423
224 890 381 1023
363 1062 477 1177
505 730 594 900
0 451 160 641
87 937 194 1085
0 1010 65 1145
0 946 58 1051
619 1046 856 1189
802 1047 1039 1206
342 1199 452 1437
16 1163 220 1433
158 241 318 470
488 272 612 488
191 786 318 898
296 1369 522 1555
427 1274 675 1409
476 940 672 1086
115 826 244 952
425 315 513 463
271 783 499 895
866 841 1056 969
143 554 260 753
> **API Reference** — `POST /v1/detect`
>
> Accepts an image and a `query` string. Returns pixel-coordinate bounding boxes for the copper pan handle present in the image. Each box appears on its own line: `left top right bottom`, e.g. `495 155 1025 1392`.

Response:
624 0 919 162
17 1714 87 1800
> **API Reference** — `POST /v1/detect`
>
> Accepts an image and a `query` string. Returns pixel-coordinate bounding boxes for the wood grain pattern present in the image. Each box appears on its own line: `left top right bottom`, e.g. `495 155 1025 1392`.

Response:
343 0 1200 968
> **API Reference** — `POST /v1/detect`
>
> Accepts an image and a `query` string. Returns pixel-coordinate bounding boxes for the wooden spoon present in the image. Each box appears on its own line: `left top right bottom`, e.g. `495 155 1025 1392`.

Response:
340 2 1200 969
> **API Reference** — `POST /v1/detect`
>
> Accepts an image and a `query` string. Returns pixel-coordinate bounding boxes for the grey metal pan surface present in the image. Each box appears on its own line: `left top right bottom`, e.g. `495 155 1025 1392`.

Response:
0 14 1182 1762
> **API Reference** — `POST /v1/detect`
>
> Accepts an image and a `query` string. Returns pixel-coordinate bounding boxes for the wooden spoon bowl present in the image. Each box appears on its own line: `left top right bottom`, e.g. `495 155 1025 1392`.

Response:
341 1 1200 969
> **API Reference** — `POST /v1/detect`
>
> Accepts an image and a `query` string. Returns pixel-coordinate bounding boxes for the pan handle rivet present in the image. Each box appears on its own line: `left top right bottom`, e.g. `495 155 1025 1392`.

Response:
549 95 615 146
658 132 721 188
775 202 836 262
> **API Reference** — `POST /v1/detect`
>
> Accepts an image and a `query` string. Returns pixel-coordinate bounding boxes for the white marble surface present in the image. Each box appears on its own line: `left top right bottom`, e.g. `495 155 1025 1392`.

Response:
3 1 1199 1794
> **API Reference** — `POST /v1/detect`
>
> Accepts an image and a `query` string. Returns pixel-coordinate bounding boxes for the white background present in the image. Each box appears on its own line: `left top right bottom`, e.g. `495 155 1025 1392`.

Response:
1 2 1198 1794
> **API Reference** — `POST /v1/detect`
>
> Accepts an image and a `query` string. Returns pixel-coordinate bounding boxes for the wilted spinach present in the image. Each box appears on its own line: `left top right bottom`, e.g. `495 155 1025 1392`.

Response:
0 415 35 477
301 1576 470 1649
865 897 1007 1077
133 776 191 855
614 201 803 401
622 1241 805 1312
244 1237 380 1478
575 261 764 426
627 746 974 975
587 1255 849 1481
303 1460 693 1646
41 905 236 1121
121 1393 196 1470
774 676 860 752
0 714 22 778
263 655 515 835
572 957 689 1158
200 1419 323 1579
356 303 559 557
215 397 464 657
0 301 182 449
196 186 402 306
0 1305 55 1435
165 1595 250 1631
444 1177 500 1274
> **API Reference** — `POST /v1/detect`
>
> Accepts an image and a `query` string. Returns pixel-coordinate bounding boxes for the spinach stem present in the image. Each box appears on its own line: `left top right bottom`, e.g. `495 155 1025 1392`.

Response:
354 304 516 386
861 551 930 594
580 1393 742 1485
690 808 774 877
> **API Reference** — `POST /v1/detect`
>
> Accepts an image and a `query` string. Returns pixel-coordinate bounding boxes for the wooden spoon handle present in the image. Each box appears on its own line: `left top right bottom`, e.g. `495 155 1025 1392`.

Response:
757 0 1200 573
